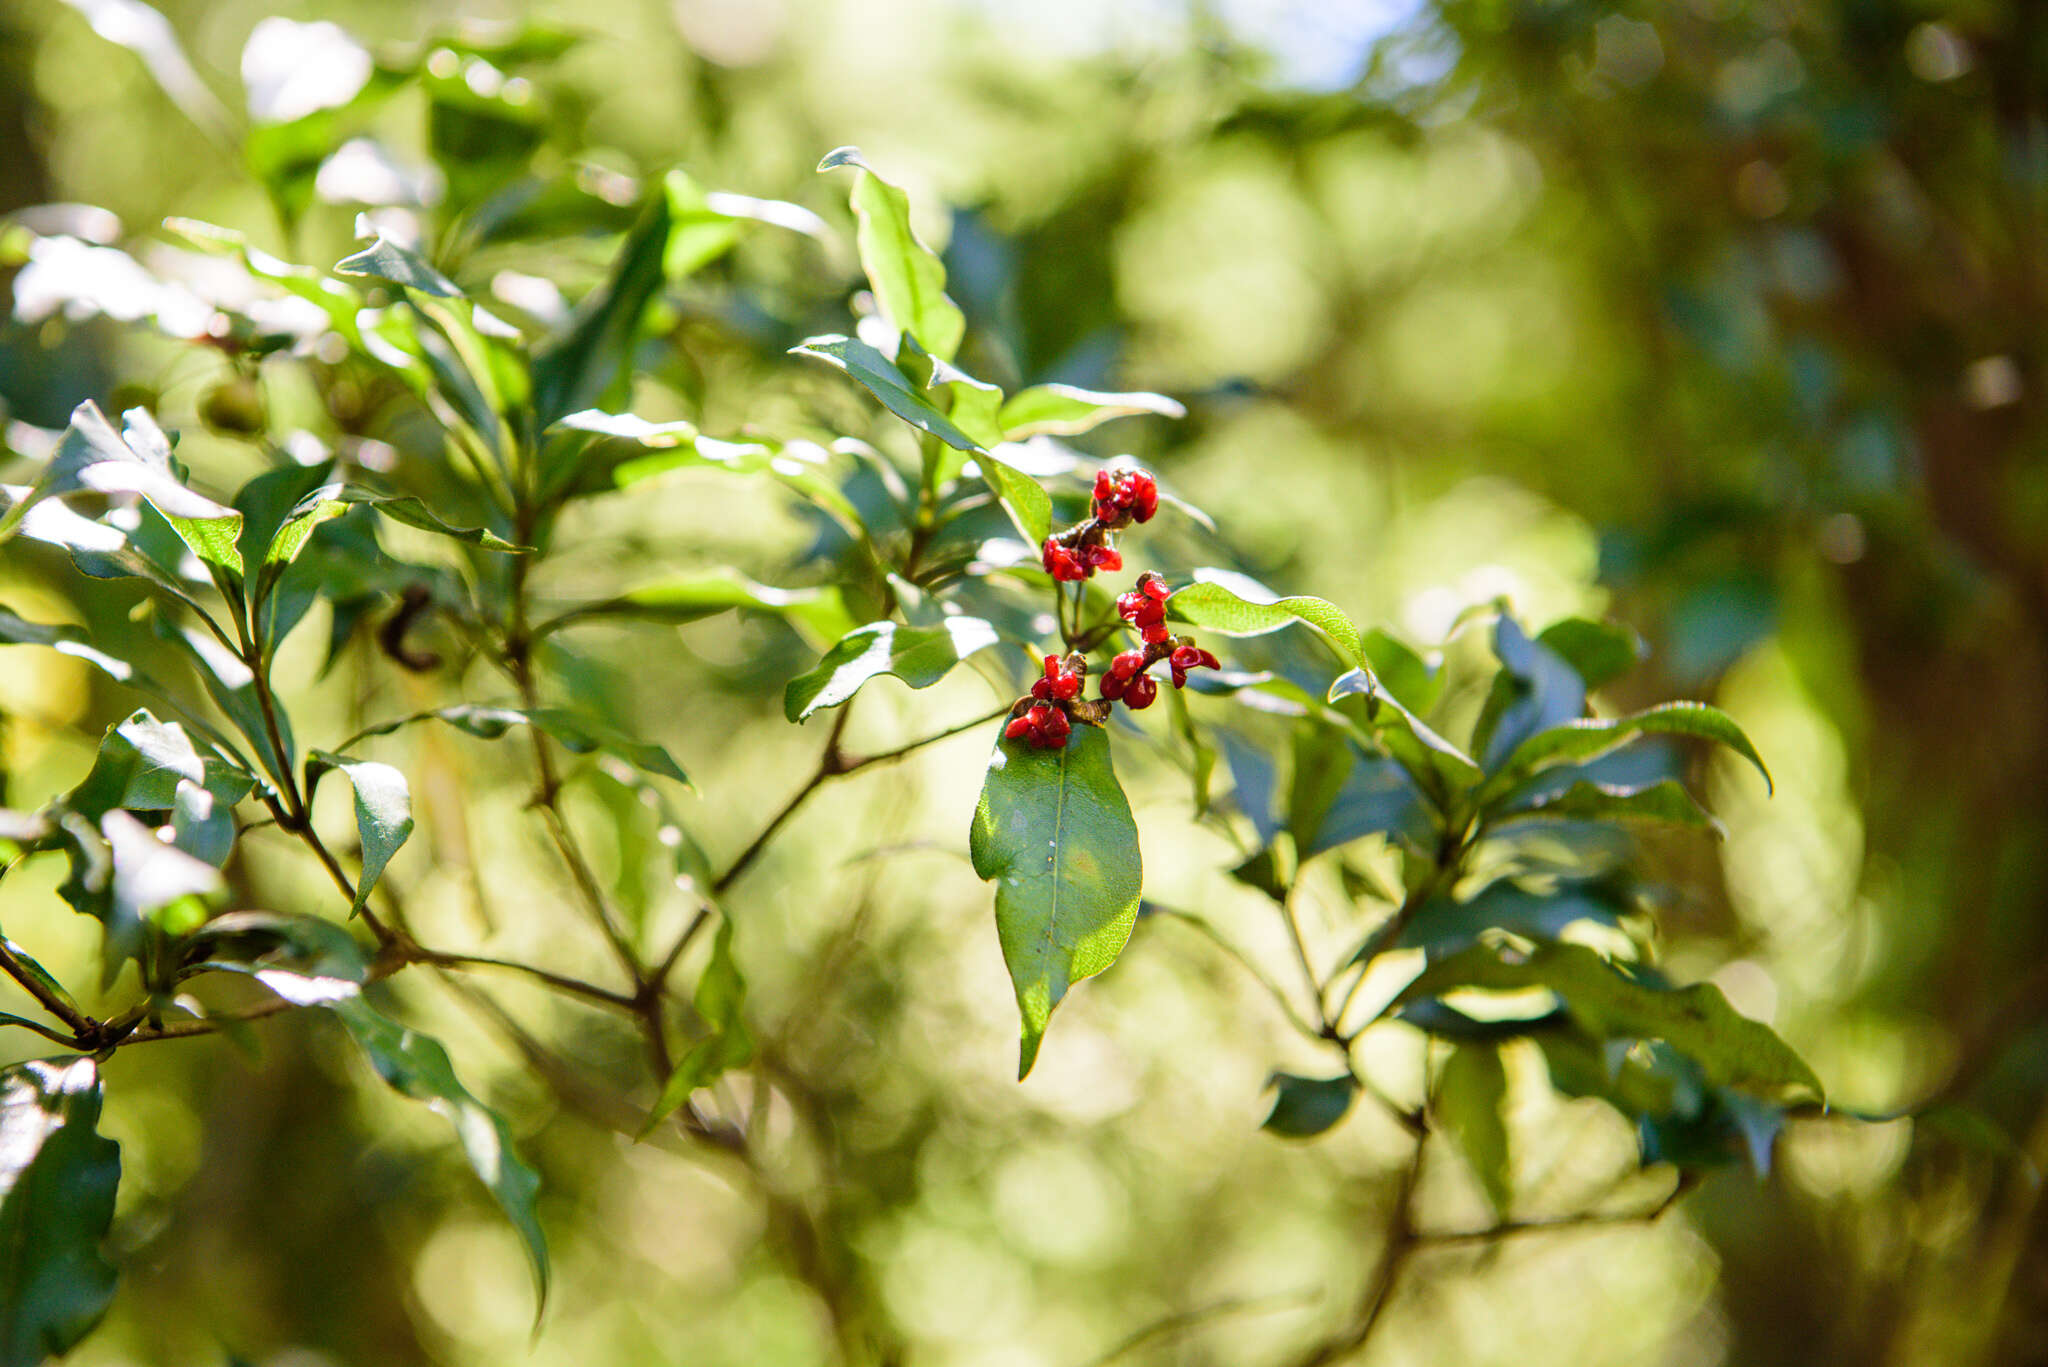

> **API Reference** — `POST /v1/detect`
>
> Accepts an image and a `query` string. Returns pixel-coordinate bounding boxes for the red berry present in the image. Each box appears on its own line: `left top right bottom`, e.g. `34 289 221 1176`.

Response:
1100 671 1127 701
1042 538 1085 582
1040 706 1071 742
1170 644 1202 671
1006 714 1034 741
1085 544 1123 573
1109 649 1146 681
1197 648 1220 670
1124 675 1158 710
1142 622 1170 645
1126 471 1159 522
1140 574 1172 602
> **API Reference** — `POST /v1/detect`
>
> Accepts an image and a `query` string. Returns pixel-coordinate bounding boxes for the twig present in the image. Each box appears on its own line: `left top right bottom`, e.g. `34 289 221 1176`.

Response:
1076 1289 1322 1367
1286 1132 1430 1367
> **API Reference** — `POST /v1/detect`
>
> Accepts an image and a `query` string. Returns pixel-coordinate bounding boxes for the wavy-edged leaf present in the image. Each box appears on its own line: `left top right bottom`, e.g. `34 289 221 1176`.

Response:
330 999 548 1316
1438 1044 1511 1217
306 752 412 916
969 724 1142 1078
0 1057 120 1367
996 384 1185 440
642 918 753 1133
791 334 980 451
784 617 998 723
1261 1072 1358 1139
1483 703 1772 800
819 147 964 360
1398 939 1821 1101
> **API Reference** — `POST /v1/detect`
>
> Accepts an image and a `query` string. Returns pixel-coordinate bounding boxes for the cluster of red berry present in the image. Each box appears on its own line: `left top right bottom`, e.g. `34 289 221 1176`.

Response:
1040 468 1159 582
1005 497 1226 747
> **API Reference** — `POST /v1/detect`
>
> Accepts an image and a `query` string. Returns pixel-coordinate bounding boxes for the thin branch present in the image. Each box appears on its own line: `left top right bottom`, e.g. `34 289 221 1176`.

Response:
1285 1130 1429 1367
1076 1290 1323 1367
408 949 639 1011
1150 905 1324 1042
1413 1173 1695 1246
0 939 94 1034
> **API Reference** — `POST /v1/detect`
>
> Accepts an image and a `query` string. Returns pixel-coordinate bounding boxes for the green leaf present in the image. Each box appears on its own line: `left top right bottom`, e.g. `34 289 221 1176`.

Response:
1489 778 1721 835
305 752 413 917
1398 940 1822 1101
531 190 671 428
54 0 230 139
324 488 523 551
1169 577 1365 665
570 412 866 534
340 704 688 787
1482 703 1773 801
558 571 856 645
969 724 1142 1079
784 618 999 723
819 147 965 361
1326 669 1482 800
233 460 339 578
181 910 369 1005
1535 617 1645 692
1438 1044 1511 1217
1392 878 1631 958
104 810 223 943
1471 614 1584 772
791 335 981 452
642 918 753 1133
0 1057 120 1367
972 450 1053 549
334 230 462 298
1260 1072 1358 1138
1361 628 1441 715
330 998 548 1315
0 403 242 574
996 384 1186 440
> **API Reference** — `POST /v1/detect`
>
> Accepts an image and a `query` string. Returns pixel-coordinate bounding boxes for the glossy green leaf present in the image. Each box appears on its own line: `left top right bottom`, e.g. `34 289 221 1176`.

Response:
642 918 753 1133
995 383 1186 440
1260 1072 1358 1138
306 752 412 917
331 999 548 1315
1490 778 1721 834
819 147 965 360
104 809 222 936
574 413 866 533
1327 668 1482 799
1361 628 1441 715
1438 1044 1511 1217
784 617 999 723
181 910 369 1005
0 1057 120 1367
334 230 462 298
1170 578 1365 664
971 450 1054 549
1398 940 1822 1101
1482 703 1773 801
791 335 981 451
969 724 1142 1078
531 190 671 428
1392 877 1631 958
232 460 339 577
323 489 522 551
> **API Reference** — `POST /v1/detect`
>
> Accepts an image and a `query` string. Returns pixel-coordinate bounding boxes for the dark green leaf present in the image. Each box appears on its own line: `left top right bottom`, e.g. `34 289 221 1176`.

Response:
530 191 671 428
1397 940 1822 1101
1489 778 1721 835
330 999 548 1315
1472 614 1584 772
0 1057 120 1367
996 384 1185 440
819 147 965 360
306 752 413 916
1261 1072 1358 1138
1536 617 1646 692
1482 703 1773 800
1393 877 1632 958
325 489 522 551
181 910 369 1005
1438 1044 1511 1217
784 618 999 723
233 460 339 579
642 918 753 1133
969 724 1142 1078
790 335 981 451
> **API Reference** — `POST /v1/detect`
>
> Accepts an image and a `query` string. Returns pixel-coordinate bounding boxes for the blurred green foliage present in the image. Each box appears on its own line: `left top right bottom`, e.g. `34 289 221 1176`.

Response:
1 1 2045 1365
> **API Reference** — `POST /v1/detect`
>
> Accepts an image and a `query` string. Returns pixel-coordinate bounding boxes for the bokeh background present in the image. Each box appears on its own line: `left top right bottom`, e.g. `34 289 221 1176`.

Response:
3 0 2046 1363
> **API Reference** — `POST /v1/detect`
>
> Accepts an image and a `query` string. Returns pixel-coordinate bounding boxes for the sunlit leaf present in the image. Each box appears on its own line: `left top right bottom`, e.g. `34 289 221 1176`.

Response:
970 724 1142 1078
784 617 999 723
996 384 1185 440
181 910 369 1005
790 335 981 451
1489 778 1721 835
819 146 965 360
305 752 413 917
531 189 671 428
1481 703 1773 801
335 229 462 298
340 704 688 787
642 918 753 1133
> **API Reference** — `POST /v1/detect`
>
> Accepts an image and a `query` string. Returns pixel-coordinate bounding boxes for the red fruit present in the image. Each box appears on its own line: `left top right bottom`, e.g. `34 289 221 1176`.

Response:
1142 622 1170 645
1170 644 1202 671
1124 675 1158 709
1006 714 1034 741
1093 469 1116 504
1040 706 1071 742
1100 671 1127 701
1109 649 1146 681
1140 574 1172 602
1042 538 1085 582
1085 544 1123 573
1125 471 1159 522
1197 648 1220 670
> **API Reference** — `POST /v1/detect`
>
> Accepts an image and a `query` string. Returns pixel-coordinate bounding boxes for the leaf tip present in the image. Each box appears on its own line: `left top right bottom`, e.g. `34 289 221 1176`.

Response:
817 146 865 174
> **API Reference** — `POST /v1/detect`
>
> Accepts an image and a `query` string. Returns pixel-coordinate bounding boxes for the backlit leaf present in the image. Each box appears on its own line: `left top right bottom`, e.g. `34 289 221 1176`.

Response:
784 618 999 723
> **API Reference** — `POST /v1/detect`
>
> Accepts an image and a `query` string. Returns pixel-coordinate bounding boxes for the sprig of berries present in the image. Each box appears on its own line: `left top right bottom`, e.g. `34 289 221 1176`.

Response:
1097 574 1218 710
1005 653 1109 749
1040 467 1159 582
